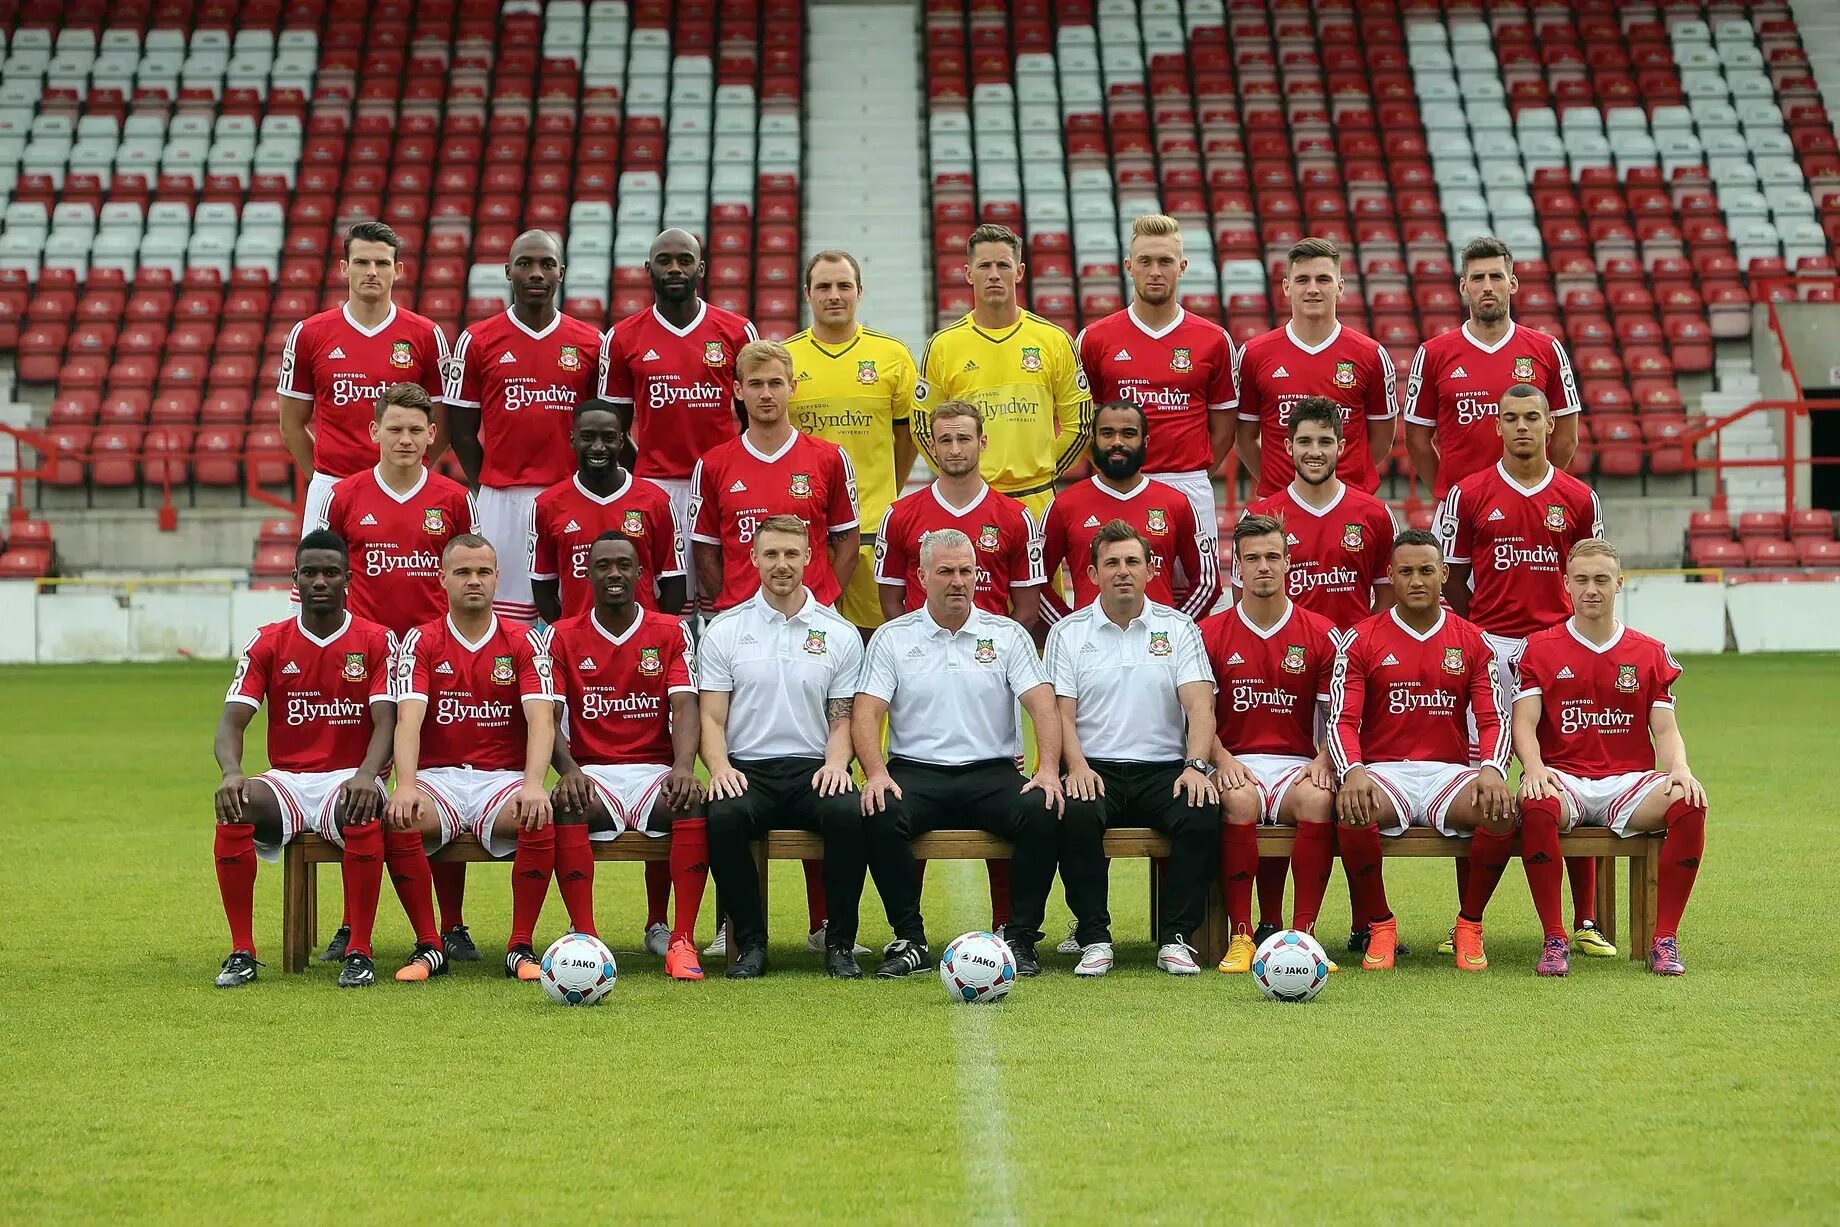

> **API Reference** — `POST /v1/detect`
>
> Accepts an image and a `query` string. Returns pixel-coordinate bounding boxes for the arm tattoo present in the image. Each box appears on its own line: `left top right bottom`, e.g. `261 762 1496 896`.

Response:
826 697 854 722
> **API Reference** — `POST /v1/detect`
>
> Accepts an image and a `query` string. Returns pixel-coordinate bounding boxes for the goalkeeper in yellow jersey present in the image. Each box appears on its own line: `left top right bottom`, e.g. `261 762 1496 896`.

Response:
914 224 1093 523
786 250 920 632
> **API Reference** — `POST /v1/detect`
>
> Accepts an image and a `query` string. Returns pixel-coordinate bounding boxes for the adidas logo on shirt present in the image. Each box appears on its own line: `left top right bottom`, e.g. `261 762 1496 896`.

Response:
578 657 597 672
436 661 455 674
1272 365 1290 378
1081 642 1099 652
1225 652 1245 666
962 360 979 372
1286 533 1302 545
328 346 347 359
906 645 927 658
642 349 662 361
1113 349 1132 361
1488 509 1507 522
359 513 378 526
563 519 581 533
1380 653 1400 666
1083 515 1101 528
728 480 747 493
499 351 516 364
739 634 759 645
1556 666 1575 679
1451 365 1469 378
282 661 300 675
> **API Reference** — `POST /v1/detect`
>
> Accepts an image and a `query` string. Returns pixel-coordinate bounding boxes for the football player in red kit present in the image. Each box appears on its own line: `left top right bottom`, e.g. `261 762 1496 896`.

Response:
548 533 708 980
1514 539 1706 976
1200 515 1342 973
1438 383 1609 957
384 535 557 983
1327 530 1518 973
212 531 396 989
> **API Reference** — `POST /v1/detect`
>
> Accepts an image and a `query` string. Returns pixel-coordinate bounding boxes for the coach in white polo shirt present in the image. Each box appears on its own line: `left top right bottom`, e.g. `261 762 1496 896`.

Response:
700 515 872 981
1048 519 1221 977
854 527 1064 980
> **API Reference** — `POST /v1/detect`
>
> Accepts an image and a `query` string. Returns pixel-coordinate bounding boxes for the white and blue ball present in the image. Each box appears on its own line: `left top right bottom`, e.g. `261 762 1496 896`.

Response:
1251 929 1330 1003
540 933 618 1006
939 931 1016 1004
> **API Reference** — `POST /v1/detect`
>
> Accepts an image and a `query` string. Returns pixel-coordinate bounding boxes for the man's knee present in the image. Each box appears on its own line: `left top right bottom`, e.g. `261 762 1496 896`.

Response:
1060 796 1106 838
704 795 755 842
816 795 864 841
1223 784 1262 826
1168 798 1221 839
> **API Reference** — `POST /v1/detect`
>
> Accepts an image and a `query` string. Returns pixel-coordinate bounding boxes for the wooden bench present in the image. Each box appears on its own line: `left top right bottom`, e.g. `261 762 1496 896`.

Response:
281 826 1660 973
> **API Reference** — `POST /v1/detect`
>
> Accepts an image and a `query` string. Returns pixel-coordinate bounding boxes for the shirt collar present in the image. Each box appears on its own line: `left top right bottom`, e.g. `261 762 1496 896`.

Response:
752 586 817 625
921 603 982 638
1086 594 1152 631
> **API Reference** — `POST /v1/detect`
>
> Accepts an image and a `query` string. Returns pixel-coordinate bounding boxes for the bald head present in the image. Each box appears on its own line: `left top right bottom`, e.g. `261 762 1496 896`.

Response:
506 230 563 310
649 228 704 305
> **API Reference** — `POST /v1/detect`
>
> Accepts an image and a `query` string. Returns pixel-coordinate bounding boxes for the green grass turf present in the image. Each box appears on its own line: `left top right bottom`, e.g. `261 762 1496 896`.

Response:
2 655 1837 1224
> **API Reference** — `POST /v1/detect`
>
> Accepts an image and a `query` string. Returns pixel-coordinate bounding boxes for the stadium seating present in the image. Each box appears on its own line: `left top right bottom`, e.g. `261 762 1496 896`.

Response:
1 0 805 503
0 511 53 576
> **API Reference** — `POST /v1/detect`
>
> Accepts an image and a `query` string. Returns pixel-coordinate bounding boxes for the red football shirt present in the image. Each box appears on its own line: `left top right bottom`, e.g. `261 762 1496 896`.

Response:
278 304 450 479
689 430 860 610
445 310 602 490
397 615 554 771
874 481 1045 615
1233 322 1397 496
1199 601 1338 758
548 609 696 766
1328 607 1509 775
225 613 395 772
1438 461 1605 639
1517 621 1681 778
320 466 479 636
1234 482 1397 631
1075 306 1237 474
598 300 759 482
529 472 685 620
1402 321 1582 498
1040 474 1218 619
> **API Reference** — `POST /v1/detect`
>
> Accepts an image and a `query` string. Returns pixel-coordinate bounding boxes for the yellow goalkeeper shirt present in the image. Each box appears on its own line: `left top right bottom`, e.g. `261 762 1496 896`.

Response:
914 312 1094 497
786 325 917 541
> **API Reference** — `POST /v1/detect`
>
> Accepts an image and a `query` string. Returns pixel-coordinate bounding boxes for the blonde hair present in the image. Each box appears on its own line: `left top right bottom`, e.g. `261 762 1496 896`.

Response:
1568 538 1621 567
929 399 983 435
736 339 795 378
1130 214 1183 251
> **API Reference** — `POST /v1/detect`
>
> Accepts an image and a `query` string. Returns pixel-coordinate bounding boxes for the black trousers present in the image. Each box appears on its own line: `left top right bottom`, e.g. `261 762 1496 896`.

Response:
865 757 1058 949
705 757 867 951
1060 759 1219 947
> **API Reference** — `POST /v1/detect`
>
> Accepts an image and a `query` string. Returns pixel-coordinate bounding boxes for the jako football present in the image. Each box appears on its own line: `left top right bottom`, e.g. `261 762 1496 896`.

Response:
939 931 1016 1004
540 933 619 1006
1252 930 1331 1003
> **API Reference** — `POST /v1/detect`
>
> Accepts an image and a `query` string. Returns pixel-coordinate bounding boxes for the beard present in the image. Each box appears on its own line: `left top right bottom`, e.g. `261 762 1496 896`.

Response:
1470 299 1507 323
1093 444 1146 481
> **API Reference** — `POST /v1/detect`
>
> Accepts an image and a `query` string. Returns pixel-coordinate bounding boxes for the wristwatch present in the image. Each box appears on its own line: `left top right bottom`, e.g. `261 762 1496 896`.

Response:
1184 758 1216 777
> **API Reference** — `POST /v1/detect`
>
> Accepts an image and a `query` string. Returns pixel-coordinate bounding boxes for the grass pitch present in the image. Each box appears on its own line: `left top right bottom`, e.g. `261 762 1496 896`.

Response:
2 655 1837 1224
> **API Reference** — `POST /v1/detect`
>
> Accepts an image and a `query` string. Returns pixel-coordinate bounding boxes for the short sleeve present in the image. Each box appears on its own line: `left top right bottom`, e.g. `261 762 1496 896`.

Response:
225 630 269 707
445 328 483 408
1401 344 1434 426
316 487 339 534
598 327 632 404
1546 335 1582 416
1367 343 1398 420
858 626 901 702
873 504 908 586
1437 486 1472 564
665 622 696 694
463 489 481 533
1174 617 1212 688
366 630 396 704
518 626 556 702
697 622 734 692
277 321 312 399
828 447 860 532
828 627 866 701
1003 620 1047 694
395 626 430 702
1010 504 1046 587
650 493 685 578
1654 645 1682 707
1045 625 1079 698
689 458 719 544
1515 640 1551 701
890 344 918 425
528 497 556 581
1207 328 1238 411
1232 344 1259 422
422 324 451 403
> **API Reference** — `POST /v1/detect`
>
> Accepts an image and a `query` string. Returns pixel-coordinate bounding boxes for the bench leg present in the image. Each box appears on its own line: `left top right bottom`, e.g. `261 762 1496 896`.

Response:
1146 858 1162 947
282 841 310 974
1593 855 1617 947
1630 838 1660 961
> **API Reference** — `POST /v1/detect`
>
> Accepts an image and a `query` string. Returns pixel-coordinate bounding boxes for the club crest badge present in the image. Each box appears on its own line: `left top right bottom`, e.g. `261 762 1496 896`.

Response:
1442 647 1465 675
423 507 446 534
1020 347 1042 373
977 523 1001 551
1333 360 1357 388
491 656 515 685
857 360 878 384
789 472 812 498
638 647 663 676
342 652 367 681
622 509 646 535
1342 522 1364 550
703 341 726 367
1148 631 1172 657
1544 504 1568 531
1145 508 1168 535
1281 644 1307 674
1170 347 1192 372
1513 355 1535 382
558 344 582 371
390 340 414 368
974 638 997 664
803 629 828 656
1616 663 1640 693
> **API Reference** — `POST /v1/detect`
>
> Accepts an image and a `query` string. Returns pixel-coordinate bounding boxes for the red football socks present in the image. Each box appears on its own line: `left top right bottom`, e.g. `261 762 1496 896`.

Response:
339 819 384 959
1256 856 1288 928
554 822 597 937
1337 823 1390 923
1655 799 1706 941
1567 856 1597 929
987 859 1012 931
431 860 467 931
508 823 556 950
668 818 709 942
1289 822 1336 934
1519 796 1567 940
384 829 440 946
1459 827 1515 922
1220 823 1259 935
1452 855 1471 905
802 858 827 931
644 859 671 928
214 822 258 954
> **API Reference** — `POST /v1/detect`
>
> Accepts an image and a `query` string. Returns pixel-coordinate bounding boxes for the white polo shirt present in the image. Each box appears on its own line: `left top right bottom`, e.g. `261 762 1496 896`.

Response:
859 604 1045 766
1044 597 1212 762
698 587 864 761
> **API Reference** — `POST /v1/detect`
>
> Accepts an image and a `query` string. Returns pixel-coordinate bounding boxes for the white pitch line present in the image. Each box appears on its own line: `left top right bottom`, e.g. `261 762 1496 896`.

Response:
945 859 1019 1227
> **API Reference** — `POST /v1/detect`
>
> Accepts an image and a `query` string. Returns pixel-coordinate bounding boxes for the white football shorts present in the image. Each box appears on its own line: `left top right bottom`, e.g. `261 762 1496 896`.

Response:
1365 760 1480 838
1236 753 1314 825
1550 768 1669 837
474 484 543 621
413 766 527 856
581 762 674 837
249 769 385 862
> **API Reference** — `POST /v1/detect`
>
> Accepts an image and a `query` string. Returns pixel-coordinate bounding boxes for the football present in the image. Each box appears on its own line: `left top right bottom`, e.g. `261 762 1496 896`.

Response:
539 933 619 1006
938 931 1016 1004
1252 929 1331 1003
